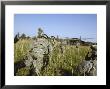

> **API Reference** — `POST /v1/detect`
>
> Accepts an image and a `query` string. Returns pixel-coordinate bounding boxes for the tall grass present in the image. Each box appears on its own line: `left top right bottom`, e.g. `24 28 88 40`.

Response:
14 39 32 63
42 45 90 76
14 39 90 76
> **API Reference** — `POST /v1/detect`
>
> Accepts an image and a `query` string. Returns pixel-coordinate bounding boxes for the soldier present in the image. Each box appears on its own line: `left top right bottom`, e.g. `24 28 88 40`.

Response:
24 36 53 76
76 45 97 76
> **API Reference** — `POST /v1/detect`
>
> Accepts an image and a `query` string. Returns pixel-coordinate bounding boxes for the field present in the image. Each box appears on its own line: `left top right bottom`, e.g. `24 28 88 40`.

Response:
42 45 90 76
14 39 91 76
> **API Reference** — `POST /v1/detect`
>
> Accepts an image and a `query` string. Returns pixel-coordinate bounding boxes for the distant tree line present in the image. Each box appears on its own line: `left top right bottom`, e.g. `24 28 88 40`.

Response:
14 33 30 43
14 28 96 46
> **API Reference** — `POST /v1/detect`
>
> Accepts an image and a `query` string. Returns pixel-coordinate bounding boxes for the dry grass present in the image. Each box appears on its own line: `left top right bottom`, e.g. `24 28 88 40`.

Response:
14 39 90 76
14 39 32 63
42 45 90 76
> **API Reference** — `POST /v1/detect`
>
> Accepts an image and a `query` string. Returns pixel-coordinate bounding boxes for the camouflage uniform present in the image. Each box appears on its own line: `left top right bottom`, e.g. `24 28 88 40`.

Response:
77 45 97 76
24 38 53 75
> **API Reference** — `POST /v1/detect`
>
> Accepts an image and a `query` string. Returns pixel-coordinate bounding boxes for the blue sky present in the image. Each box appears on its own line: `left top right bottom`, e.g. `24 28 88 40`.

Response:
14 14 97 42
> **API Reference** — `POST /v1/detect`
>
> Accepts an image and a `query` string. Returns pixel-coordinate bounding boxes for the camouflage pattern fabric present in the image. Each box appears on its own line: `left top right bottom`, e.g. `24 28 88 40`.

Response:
77 45 97 76
24 38 53 75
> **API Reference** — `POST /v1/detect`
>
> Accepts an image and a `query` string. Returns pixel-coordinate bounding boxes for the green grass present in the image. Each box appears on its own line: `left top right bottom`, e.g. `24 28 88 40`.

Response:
16 67 30 76
14 39 90 76
14 39 32 63
42 45 90 76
